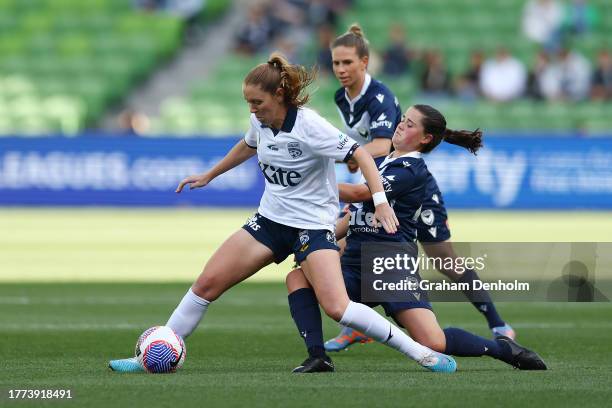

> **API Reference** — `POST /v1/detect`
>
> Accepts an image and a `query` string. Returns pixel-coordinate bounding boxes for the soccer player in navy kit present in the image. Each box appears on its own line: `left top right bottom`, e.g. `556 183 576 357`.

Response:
109 53 456 374
323 25 514 352
287 105 546 371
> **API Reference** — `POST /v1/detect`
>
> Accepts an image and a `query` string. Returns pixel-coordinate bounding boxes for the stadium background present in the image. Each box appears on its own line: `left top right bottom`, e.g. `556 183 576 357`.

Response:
1 1 611 407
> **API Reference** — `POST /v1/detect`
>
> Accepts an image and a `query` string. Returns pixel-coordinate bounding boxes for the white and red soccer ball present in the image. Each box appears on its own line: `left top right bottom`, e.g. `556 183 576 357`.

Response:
135 326 186 373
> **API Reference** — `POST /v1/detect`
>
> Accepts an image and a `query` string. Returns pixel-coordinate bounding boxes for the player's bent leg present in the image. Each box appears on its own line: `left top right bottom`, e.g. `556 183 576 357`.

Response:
422 241 514 339
392 308 455 373
166 228 275 339
110 230 275 372
286 268 335 373
442 327 547 370
394 308 446 352
286 267 312 293
301 251 456 372
192 229 275 301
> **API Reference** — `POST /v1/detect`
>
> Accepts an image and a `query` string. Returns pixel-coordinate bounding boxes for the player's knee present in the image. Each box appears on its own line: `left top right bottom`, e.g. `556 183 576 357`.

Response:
320 301 346 322
285 268 310 293
414 333 446 353
191 279 221 302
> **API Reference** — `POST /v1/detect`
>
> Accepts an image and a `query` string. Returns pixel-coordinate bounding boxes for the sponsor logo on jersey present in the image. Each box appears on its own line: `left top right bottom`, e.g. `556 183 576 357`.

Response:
428 226 437 238
371 115 393 130
349 208 379 231
358 127 369 138
287 141 303 158
246 214 261 231
267 144 279 151
413 292 421 301
259 162 303 187
402 161 411 168
337 134 350 150
381 175 393 193
375 93 385 103
420 209 435 226
432 194 440 204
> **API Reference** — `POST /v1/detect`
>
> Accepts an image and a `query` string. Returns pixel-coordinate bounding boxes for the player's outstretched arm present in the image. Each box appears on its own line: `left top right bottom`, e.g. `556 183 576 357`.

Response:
351 147 399 233
362 138 392 158
176 139 257 193
338 183 371 203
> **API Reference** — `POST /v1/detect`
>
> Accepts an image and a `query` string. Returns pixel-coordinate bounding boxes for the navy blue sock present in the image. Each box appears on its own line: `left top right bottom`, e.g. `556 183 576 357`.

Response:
288 288 326 358
459 269 505 328
443 327 511 361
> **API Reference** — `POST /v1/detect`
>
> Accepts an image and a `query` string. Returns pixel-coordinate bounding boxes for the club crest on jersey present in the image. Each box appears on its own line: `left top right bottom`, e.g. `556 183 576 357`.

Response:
326 231 337 245
420 209 435 226
287 142 302 158
299 230 310 245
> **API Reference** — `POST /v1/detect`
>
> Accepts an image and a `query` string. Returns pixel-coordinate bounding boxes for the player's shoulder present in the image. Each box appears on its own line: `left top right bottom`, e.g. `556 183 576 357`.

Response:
298 106 328 128
367 78 399 105
249 113 262 127
387 155 427 178
297 107 338 138
334 87 346 105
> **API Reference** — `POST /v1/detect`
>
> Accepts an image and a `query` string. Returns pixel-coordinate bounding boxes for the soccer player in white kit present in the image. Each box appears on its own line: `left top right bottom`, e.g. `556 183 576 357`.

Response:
108 52 456 373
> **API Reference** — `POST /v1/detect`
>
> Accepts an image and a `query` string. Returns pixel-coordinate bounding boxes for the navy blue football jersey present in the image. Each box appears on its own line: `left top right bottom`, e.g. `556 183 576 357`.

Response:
416 171 451 242
334 74 401 146
342 152 428 265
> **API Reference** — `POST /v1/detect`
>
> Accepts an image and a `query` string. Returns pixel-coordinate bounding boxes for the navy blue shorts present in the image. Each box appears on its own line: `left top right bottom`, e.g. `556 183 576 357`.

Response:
342 264 432 317
242 213 339 264
416 199 451 243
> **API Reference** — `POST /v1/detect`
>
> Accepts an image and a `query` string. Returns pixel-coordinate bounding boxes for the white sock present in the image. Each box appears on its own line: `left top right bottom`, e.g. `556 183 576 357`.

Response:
339 301 432 362
166 288 210 338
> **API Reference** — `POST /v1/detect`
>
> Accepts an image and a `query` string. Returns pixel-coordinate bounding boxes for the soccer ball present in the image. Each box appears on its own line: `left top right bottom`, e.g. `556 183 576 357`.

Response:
135 326 186 373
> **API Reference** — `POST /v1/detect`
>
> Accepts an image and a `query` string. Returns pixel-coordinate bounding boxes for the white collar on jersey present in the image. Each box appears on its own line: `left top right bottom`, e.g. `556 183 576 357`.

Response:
344 73 372 108
378 151 422 169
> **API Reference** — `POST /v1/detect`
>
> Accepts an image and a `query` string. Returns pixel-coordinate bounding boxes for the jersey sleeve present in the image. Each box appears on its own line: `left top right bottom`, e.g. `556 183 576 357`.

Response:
367 91 400 139
243 114 258 148
307 111 360 162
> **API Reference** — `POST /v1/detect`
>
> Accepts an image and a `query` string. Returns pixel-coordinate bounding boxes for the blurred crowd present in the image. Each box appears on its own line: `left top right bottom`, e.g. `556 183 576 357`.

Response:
234 0 352 57
232 0 611 103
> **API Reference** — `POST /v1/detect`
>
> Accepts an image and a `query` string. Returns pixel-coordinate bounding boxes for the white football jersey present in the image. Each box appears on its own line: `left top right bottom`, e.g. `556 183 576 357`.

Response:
244 106 359 231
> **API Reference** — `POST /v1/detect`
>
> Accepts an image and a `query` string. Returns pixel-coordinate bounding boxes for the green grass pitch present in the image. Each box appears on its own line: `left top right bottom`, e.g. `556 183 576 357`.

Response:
1 209 611 407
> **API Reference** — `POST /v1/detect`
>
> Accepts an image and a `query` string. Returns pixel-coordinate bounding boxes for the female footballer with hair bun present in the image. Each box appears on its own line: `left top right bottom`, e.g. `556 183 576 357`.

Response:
109 53 456 374
315 24 515 353
286 104 546 372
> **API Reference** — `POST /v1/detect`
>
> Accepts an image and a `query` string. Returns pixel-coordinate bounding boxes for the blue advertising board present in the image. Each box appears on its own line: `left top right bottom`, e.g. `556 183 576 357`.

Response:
0 135 611 209
0 137 264 206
